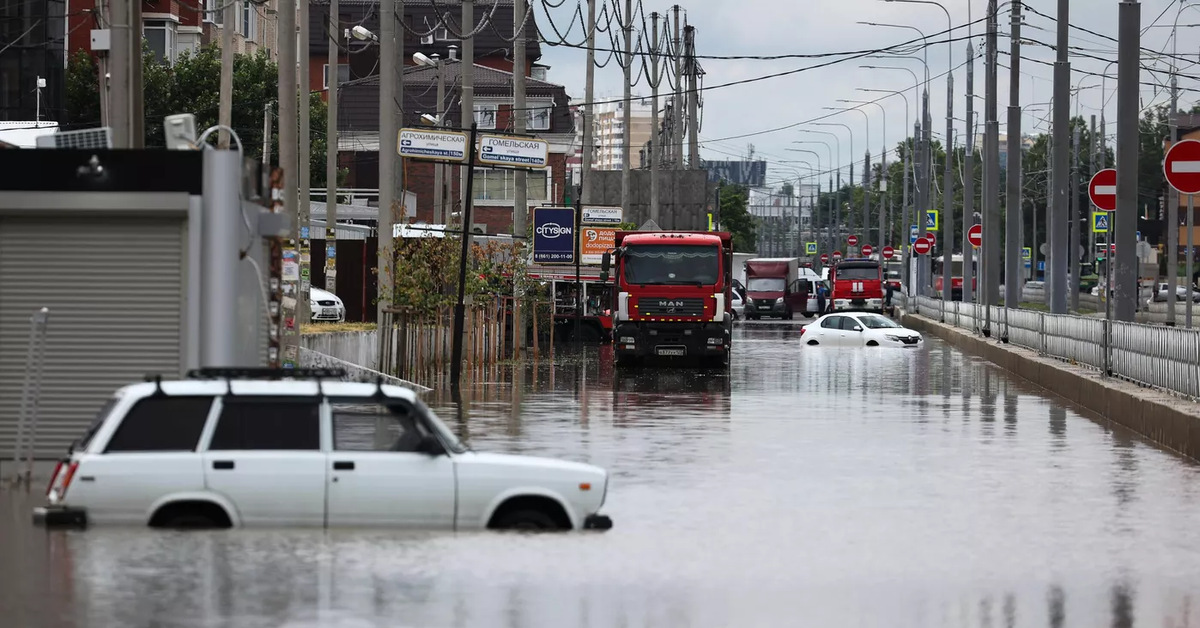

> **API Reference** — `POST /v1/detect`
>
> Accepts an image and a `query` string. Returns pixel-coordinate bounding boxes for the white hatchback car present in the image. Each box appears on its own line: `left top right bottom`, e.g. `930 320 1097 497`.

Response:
801 312 923 347
35 368 612 532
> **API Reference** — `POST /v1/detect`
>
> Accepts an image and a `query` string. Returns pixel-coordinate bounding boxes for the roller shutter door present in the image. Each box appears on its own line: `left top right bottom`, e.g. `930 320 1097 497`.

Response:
0 217 186 459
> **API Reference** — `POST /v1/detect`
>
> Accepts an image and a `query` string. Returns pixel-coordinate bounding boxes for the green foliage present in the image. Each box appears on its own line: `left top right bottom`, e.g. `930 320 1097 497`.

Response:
390 237 541 321
64 44 344 190
718 185 757 252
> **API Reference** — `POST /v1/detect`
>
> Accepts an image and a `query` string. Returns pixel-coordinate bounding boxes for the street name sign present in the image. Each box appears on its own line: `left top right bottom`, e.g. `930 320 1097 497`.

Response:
479 134 549 168
398 128 467 162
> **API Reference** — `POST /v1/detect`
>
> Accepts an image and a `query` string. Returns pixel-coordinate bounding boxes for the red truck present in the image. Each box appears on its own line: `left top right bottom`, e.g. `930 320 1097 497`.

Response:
601 231 734 368
830 258 885 313
743 257 810 320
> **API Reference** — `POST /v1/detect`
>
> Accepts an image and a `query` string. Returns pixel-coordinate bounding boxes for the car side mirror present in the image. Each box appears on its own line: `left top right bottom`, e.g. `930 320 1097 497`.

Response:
852 325 863 332
600 251 611 273
417 434 445 456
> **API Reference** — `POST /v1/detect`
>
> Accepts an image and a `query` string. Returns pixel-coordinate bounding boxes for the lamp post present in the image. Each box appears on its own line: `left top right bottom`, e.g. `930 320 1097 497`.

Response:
823 107 871 250
800 129 844 248
794 139 834 249
858 87 911 257
413 52 447 223
811 124 854 245
840 98 888 257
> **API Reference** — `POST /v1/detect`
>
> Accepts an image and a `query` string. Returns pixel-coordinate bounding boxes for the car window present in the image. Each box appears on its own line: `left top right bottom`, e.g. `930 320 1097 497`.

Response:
208 397 320 451
858 314 902 329
331 399 430 452
820 315 845 329
103 396 212 453
841 317 862 331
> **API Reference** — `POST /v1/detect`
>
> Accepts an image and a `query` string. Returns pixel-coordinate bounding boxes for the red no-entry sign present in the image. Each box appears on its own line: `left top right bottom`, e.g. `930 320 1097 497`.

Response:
861 244 874 257
912 237 932 255
820 253 829 264
1165 139 1200 195
882 245 895 260
833 250 843 260
924 231 937 246
1089 168 1118 211
968 224 983 248
847 235 859 246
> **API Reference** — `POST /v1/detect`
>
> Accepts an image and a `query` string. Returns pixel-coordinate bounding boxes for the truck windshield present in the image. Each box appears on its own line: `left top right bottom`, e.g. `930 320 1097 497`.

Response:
746 278 786 292
623 245 720 285
836 266 880 281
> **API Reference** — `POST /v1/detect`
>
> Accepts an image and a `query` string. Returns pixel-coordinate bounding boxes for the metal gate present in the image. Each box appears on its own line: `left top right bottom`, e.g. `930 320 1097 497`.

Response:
0 217 187 459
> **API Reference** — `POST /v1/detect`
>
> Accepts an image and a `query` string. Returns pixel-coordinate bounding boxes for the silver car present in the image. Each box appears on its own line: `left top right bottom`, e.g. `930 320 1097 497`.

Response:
310 287 347 322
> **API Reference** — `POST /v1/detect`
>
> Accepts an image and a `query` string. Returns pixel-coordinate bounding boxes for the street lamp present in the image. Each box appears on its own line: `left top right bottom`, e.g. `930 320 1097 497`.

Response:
858 21 930 86
413 52 450 224
351 25 378 42
824 106 871 242
840 98 889 256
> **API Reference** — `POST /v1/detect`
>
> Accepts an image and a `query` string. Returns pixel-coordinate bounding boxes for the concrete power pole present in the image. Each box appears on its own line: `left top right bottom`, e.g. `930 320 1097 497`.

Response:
1167 48 1179 326
672 6 683 167
300 0 311 310
1114 0 1140 322
650 13 661 222
621 0 632 207
218 0 235 149
514 0 528 234
1090 114 1097 276
377 0 402 328
326 0 339 293
963 40 975 304
581 0 596 203
686 25 699 168
1003 0 1022 311
108 0 129 147
1049 0 1071 314
263 102 272 166
130 0 142 147
1071 124 1082 312
461 0 475 222
942 52 955 305
279 0 298 362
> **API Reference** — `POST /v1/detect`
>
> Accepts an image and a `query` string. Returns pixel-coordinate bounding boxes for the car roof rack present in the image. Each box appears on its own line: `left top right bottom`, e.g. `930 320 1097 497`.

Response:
186 367 348 380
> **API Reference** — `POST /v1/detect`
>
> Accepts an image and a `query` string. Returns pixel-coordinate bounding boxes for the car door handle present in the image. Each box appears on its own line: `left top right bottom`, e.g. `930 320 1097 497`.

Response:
212 461 234 470
332 461 355 471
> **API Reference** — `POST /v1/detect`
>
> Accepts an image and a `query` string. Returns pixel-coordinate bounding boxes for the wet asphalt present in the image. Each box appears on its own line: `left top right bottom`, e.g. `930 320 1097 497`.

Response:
2 319 1199 627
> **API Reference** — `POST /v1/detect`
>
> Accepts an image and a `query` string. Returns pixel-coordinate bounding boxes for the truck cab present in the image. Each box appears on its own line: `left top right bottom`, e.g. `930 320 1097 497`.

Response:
830 258 885 313
743 258 809 320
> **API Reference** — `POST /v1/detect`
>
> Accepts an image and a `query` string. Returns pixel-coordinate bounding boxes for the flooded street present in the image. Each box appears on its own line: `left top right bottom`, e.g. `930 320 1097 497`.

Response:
4 323 1200 627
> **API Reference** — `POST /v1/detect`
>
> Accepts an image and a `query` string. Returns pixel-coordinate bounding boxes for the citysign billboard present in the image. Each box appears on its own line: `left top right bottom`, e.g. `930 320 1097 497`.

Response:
533 207 576 264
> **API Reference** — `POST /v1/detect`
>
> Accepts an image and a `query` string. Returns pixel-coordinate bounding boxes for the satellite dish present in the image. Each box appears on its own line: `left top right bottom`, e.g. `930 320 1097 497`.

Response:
1039 243 1048 256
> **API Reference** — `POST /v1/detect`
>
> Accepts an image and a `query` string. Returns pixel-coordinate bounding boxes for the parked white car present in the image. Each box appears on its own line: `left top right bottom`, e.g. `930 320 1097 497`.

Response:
801 312 923 347
310 287 346 322
731 288 745 320
35 369 612 532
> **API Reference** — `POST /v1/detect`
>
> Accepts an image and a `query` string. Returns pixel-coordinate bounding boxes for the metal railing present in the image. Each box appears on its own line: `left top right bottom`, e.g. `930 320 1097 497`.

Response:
899 294 1200 402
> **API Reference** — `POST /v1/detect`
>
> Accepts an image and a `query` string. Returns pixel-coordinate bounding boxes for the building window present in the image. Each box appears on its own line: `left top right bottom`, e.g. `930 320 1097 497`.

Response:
144 20 175 64
527 106 552 131
473 169 549 202
241 2 257 41
474 104 497 129
323 63 350 89
531 67 547 81
205 0 222 24
435 26 453 41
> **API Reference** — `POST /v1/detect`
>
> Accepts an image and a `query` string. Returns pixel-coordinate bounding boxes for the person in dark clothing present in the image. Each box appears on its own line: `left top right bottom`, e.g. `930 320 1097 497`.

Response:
885 281 895 306
816 284 826 316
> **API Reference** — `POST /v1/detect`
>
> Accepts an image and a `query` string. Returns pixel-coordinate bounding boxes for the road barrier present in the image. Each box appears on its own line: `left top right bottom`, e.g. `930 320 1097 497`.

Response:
905 295 1200 401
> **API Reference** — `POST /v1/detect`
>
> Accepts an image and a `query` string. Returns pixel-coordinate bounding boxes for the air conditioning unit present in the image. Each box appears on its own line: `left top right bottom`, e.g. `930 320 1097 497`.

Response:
420 34 434 45
36 127 112 149
471 223 486 235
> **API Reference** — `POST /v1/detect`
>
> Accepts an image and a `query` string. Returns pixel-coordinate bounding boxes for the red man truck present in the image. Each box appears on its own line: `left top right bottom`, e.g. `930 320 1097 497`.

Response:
601 231 734 368
830 257 885 313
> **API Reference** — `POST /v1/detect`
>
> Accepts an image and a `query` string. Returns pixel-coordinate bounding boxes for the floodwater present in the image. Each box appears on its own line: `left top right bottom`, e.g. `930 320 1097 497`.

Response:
4 322 1200 627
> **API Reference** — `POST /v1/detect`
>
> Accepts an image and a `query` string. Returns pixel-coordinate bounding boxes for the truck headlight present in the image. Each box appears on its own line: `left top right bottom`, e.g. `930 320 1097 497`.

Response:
775 297 784 305
746 297 755 307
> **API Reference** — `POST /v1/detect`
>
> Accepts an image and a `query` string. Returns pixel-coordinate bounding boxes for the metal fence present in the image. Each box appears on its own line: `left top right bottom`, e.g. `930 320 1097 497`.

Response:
901 294 1200 401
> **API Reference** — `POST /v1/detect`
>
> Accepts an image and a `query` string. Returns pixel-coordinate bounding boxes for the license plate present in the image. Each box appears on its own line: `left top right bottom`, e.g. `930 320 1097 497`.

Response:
322 308 336 316
656 347 686 357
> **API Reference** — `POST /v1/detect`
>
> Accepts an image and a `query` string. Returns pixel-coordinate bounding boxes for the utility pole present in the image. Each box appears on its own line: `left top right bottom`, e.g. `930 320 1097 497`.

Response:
650 12 661 222
942 52 955 305
263 102 272 166
1167 47 1179 326
672 6 683 167
963 38 975 304
218 0 236 149
279 0 298 363
863 151 870 251
299 0 311 313
914 117 925 295
1049 0 1071 314
1090 114 1097 278
1071 124 1081 312
461 0 475 218
129 0 142 147
686 25 699 167
108 0 129 147
922 88 933 294
325 0 339 293
378 0 401 328
1114 0 1140 322
903 123 913 292
621 0 632 207
581 0 596 203
513 0 527 357
1003 0 1022 312
434 53 446 223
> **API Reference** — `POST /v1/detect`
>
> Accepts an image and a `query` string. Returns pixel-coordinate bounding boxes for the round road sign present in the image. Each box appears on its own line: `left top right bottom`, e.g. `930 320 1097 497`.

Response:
924 231 937 246
882 246 895 260
833 250 843 260
847 235 859 246
912 237 932 256
968 224 983 248
1088 168 1118 211
820 253 829 264
1165 139 1200 195
861 244 874 257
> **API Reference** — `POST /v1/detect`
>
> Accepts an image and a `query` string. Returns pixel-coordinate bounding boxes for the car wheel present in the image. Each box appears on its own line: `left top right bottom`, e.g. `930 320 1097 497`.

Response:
807 339 820 346
494 509 559 531
866 340 879 347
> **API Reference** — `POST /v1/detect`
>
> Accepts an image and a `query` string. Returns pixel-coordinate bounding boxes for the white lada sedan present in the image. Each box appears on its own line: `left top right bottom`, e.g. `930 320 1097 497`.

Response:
801 312 923 348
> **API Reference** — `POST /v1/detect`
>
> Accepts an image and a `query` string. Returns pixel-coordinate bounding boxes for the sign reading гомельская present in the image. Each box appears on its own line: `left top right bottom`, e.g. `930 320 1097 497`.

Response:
533 207 576 264
478 135 549 168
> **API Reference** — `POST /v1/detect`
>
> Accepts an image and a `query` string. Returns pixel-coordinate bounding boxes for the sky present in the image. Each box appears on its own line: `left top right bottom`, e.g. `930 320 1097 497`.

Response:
534 0 1200 192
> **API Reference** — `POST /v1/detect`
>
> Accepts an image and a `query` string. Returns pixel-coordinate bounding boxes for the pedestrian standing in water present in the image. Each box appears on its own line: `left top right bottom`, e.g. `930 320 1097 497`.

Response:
816 282 827 315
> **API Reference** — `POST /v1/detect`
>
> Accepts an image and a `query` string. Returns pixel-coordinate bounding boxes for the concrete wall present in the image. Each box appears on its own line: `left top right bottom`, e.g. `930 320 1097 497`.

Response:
901 311 1200 461
302 331 378 371
584 169 712 231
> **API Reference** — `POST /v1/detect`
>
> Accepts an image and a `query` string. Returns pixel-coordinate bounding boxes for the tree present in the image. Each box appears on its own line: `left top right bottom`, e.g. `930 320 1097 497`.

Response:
718 184 757 253
64 45 343 190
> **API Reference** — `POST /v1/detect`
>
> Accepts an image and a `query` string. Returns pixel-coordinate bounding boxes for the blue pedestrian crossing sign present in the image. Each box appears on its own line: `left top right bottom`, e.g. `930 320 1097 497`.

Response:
1092 211 1110 233
1022 246 1032 260
926 210 939 231
805 242 818 255
910 225 920 244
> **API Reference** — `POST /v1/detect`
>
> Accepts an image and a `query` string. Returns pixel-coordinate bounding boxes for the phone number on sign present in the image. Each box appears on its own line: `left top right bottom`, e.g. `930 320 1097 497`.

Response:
535 252 574 262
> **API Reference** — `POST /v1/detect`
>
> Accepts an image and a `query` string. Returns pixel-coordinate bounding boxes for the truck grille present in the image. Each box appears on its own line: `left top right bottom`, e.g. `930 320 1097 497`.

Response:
637 297 705 317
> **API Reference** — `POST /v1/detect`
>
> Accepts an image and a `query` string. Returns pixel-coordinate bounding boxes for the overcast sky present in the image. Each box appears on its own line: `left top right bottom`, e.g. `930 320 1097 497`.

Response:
536 0 1200 190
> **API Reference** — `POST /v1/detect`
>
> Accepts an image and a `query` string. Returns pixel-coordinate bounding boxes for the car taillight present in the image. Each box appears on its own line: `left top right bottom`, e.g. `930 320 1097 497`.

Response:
48 461 79 504
800 327 806 335
45 460 65 497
